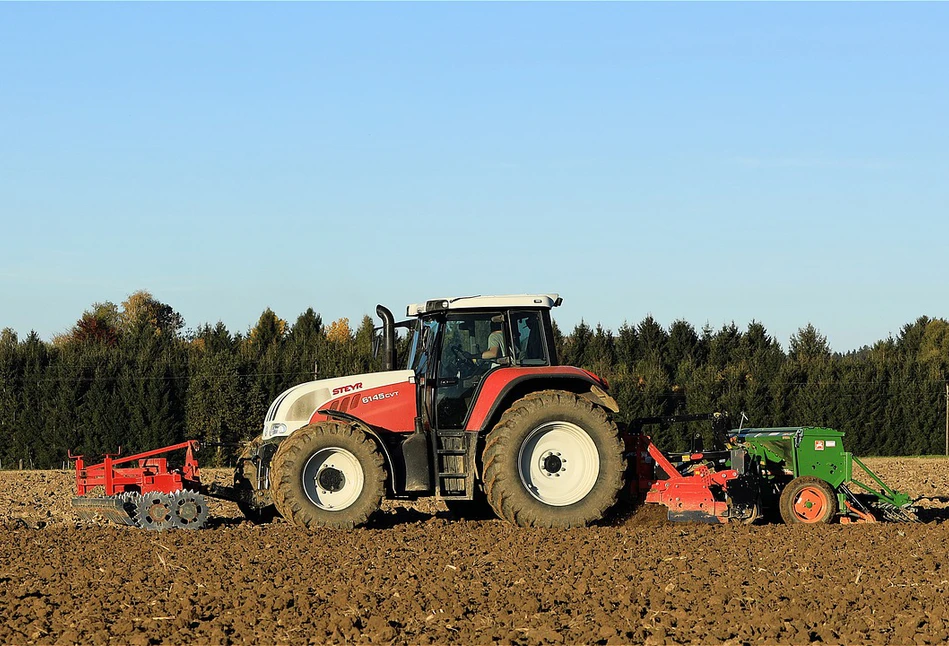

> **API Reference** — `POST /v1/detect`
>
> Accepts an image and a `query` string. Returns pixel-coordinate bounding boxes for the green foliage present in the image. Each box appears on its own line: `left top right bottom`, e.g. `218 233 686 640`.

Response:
1 296 948 467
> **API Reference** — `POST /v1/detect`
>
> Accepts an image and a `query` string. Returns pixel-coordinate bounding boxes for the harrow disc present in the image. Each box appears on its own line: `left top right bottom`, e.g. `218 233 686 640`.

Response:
136 492 176 531
121 492 141 526
170 490 209 529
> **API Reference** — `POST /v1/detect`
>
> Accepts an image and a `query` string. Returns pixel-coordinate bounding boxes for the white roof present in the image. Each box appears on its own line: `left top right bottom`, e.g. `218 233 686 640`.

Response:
407 294 561 316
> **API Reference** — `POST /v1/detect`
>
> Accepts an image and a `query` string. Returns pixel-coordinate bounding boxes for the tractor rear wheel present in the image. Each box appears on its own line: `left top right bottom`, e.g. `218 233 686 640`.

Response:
271 421 386 529
779 476 838 524
482 390 625 528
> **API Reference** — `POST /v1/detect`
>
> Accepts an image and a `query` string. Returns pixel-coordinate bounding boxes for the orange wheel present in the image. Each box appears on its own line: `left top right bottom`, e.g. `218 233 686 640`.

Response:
779 476 838 524
792 487 829 522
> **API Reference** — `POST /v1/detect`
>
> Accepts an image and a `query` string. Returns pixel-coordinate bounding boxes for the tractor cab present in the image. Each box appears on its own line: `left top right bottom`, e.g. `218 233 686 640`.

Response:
377 295 561 370
379 295 562 431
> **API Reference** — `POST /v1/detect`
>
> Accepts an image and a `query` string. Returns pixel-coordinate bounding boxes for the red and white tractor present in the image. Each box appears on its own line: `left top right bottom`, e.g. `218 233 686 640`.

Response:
236 294 628 528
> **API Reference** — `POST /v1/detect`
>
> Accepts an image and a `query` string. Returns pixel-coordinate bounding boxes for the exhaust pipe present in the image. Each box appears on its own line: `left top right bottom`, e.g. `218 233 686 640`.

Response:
375 305 397 371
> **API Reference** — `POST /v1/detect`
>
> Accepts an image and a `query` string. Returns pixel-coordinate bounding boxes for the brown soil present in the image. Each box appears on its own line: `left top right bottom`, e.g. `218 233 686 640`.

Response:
2 459 948 644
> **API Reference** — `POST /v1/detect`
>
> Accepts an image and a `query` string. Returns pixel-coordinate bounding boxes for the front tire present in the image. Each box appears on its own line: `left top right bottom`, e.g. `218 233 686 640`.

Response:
271 421 386 529
482 391 625 528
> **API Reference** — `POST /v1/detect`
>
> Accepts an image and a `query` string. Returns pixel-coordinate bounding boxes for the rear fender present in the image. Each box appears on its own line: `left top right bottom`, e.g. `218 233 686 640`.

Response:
465 367 615 433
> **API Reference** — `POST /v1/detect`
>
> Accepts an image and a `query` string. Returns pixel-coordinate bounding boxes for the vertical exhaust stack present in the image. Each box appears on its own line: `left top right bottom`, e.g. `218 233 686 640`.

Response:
375 305 397 371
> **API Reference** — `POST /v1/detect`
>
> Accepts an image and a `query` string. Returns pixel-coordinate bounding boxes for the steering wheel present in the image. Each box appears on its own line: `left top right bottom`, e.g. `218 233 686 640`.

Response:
449 344 482 379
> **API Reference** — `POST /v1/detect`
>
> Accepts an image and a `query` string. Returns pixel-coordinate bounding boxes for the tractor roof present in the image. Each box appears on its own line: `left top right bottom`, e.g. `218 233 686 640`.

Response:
407 294 562 316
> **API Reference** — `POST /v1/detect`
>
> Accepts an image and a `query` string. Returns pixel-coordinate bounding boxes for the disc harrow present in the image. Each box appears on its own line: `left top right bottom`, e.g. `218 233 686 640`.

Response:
70 442 212 531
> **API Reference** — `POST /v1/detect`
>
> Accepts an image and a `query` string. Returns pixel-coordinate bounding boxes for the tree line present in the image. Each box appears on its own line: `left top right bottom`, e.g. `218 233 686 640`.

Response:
1 290 947 468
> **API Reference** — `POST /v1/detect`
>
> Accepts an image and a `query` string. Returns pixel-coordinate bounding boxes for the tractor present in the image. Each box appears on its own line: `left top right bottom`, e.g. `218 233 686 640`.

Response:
234 294 628 528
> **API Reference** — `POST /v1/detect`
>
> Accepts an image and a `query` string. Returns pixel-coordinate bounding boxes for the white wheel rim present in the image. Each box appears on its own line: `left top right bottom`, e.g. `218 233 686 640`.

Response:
302 447 364 511
517 421 600 506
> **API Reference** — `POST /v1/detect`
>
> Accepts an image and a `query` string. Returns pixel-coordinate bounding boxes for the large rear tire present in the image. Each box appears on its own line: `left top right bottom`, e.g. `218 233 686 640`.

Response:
779 476 838 524
271 421 386 529
482 390 625 528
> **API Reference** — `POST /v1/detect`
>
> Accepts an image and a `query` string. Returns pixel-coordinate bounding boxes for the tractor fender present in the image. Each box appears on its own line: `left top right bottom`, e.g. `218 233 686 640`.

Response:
465 366 616 433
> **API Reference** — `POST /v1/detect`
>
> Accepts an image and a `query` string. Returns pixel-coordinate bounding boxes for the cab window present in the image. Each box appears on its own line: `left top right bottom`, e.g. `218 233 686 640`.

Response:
510 310 549 366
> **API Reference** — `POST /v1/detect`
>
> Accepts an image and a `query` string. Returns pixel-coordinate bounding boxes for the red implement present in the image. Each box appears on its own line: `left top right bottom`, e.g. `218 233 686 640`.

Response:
69 441 207 530
629 434 746 524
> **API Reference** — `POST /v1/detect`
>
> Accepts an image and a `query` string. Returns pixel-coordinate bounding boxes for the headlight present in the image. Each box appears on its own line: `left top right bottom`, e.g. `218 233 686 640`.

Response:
264 422 288 439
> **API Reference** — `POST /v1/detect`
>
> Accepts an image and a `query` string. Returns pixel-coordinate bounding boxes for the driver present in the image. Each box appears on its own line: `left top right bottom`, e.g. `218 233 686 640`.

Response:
481 317 506 360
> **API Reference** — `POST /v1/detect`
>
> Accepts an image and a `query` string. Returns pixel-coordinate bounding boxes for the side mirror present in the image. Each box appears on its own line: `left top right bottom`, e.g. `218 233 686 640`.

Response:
371 327 382 359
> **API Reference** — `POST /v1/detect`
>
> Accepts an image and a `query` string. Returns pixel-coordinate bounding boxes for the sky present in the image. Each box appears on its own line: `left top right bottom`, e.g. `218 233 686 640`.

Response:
1 3 947 353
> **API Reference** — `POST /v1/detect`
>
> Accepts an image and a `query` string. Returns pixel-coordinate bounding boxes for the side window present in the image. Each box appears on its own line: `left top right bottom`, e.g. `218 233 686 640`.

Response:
511 311 548 365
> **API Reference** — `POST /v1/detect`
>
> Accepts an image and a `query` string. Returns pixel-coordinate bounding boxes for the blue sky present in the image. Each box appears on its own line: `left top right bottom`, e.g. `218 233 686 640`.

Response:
2 3 947 352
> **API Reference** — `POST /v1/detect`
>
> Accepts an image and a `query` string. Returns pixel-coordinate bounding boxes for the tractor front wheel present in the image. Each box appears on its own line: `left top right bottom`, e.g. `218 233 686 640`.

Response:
779 476 838 524
482 390 625 528
271 421 386 529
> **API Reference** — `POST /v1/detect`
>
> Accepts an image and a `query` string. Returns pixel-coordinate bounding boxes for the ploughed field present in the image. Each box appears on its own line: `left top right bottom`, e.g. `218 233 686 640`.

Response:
2 459 949 645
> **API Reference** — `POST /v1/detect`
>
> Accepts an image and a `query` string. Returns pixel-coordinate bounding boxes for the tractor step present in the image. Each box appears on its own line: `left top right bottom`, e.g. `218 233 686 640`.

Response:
432 428 474 498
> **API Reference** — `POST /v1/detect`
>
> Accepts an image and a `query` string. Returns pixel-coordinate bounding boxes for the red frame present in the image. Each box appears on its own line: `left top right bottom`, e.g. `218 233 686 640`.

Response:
69 440 202 496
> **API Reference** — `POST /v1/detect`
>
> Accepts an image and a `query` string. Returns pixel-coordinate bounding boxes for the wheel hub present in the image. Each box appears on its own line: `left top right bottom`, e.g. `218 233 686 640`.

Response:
540 451 565 476
179 500 198 520
318 466 346 493
146 502 169 522
793 487 827 522
301 447 365 511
